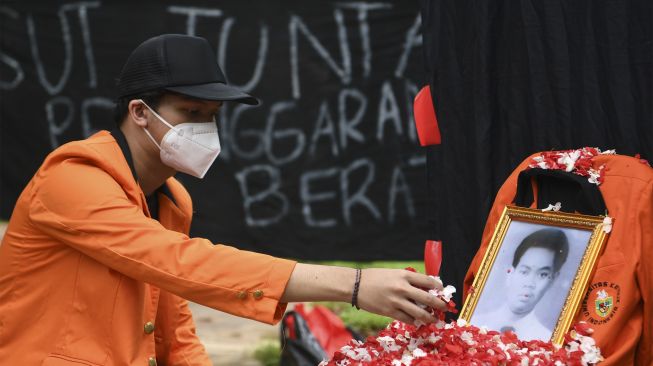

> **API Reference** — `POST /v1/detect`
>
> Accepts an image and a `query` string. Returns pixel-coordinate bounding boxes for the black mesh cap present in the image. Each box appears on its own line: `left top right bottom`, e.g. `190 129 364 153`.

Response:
116 34 259 105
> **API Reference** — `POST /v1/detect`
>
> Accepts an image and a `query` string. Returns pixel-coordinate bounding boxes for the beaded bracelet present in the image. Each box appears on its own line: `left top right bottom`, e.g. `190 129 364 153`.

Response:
351 268 362 310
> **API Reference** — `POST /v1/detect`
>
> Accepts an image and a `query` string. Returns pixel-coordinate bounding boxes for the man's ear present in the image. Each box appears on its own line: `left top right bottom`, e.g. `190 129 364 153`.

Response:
128 100 148 128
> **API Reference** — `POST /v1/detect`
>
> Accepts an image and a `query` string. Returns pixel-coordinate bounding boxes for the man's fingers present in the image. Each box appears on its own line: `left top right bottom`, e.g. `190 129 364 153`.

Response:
405 270 443 291
434 276 443 289
392 309 414 324
402 301 435 324
402 271 448 311
406 286 447 311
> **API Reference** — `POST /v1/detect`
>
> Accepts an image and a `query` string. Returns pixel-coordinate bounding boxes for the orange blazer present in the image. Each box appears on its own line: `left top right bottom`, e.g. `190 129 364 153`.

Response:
464 153 653 366
0 131 296 365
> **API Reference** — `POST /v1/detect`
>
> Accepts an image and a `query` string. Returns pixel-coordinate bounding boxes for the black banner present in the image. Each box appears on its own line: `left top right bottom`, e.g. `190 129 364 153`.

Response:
420 0 652 308
0 1 429 260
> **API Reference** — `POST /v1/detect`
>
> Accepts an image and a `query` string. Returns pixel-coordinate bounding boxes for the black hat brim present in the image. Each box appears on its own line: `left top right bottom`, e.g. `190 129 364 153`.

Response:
166 82 260 105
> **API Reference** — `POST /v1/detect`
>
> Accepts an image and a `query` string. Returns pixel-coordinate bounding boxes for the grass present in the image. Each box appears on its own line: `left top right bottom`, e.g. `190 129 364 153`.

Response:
252 341 282 366
252 260 424 365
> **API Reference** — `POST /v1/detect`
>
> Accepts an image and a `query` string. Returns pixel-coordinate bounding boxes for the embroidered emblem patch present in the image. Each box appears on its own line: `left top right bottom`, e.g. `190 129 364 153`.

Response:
594 290 613 318
581 282 620 325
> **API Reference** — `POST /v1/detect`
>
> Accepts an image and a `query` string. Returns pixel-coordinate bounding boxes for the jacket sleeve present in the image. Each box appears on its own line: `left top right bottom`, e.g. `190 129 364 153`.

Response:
28 160 296 325
155 290 212 366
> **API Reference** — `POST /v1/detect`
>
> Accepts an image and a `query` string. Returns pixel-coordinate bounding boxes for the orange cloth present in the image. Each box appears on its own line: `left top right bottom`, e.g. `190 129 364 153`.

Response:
464 153 653 365
0 131 296 365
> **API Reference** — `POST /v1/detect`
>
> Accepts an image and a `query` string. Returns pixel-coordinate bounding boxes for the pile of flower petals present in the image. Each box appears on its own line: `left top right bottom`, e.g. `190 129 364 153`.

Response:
321 292 603 366
322 319 603 366
528 147 616 185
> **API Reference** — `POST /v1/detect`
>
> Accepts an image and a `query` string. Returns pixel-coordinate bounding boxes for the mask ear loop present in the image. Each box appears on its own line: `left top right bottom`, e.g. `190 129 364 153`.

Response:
137 99 169 150
138 99 179 130
142 125 162 149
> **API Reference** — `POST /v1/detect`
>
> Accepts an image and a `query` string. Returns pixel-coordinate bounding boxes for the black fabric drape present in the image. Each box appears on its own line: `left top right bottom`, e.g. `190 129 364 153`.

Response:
514 168 606 216
420 0 652 309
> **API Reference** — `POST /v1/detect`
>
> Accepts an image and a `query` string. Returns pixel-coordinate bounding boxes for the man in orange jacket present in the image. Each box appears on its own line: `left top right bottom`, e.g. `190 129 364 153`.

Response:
0 34 445 366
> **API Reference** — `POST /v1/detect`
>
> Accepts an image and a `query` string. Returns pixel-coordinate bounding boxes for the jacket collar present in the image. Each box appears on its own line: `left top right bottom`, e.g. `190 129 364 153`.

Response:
110 129 190 233
111 128 177 207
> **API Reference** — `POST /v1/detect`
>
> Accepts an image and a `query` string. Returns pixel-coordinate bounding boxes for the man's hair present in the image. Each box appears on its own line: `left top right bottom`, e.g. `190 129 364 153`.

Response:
113 89 165 126
512 228 569 273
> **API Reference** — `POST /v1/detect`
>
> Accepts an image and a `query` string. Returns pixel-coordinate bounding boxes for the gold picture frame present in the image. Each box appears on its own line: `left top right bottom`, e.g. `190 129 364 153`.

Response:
459 205 609 345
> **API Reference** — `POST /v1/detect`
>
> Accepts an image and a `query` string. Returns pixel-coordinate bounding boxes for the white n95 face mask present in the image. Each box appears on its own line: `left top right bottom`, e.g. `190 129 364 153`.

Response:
139 100 221 178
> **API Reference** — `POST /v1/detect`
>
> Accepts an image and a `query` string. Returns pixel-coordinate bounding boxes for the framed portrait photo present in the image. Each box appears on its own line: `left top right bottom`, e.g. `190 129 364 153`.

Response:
460 205 610 345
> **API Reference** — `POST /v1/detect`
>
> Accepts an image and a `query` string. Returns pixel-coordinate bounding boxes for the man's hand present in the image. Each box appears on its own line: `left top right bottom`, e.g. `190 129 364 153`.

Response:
281 264 446 324
356 268 446 324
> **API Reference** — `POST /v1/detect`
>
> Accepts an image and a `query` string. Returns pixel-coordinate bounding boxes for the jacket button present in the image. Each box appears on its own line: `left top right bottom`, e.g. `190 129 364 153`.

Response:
148 357 157 366
236 291 247 299
253 290 264 299
144 322 155 334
